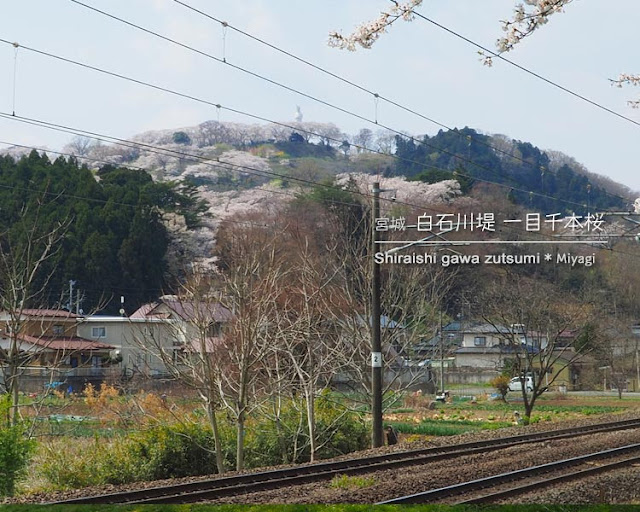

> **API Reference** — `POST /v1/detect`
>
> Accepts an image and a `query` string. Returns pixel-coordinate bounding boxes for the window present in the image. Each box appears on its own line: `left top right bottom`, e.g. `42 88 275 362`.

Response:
92 326 106 338
474 336 486 347
206 322 222 337
52 324 64 335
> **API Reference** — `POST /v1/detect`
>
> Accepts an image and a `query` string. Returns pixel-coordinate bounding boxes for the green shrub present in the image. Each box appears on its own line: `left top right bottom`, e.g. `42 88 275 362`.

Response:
329 474 376 489
39 436 144 489
130 423 220 480
39 423 221 489
38 397 369 490
243 396 369 467
0 425 34 496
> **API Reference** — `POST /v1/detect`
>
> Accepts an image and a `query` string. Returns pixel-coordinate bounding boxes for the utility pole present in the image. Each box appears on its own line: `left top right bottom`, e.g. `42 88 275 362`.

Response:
440 309 445 395
371 182 383 448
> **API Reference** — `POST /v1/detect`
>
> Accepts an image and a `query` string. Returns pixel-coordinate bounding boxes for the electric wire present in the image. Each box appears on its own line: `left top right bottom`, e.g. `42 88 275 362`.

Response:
0 140 360 227
412 10 640 130
0 111 627 257
5 118 640 274
169 0 634 206
61 2 630 208
0 37 612 213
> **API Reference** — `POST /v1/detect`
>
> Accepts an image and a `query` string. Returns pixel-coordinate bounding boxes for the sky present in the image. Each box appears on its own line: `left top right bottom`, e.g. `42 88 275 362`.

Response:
1 1 640 193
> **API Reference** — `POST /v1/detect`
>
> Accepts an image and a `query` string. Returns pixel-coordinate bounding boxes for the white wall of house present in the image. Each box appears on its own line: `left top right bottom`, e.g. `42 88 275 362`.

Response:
77 317 176 376
460 333 503 349
455 351 504 369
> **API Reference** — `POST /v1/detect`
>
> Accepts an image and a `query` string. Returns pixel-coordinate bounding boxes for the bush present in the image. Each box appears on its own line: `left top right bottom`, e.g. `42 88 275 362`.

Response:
243 396 369 467
39 423 221 489
130 423 220 480
39 436 144 489
38 399 369 489
490 376 511 400
0 425 34 496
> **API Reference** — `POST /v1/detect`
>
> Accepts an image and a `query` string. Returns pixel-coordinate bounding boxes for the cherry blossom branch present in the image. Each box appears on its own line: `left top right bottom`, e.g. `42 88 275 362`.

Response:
329 1 572 61
497 0 574 54
328 0 423 51
610 74 640 108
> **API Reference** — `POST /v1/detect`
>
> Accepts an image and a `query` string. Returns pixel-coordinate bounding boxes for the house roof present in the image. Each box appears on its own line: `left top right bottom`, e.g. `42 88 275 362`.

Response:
455 346 504 354
18 334 114 351
132 300 232 323
130 303 158 319
455 345 540 355
461 323 513 334
4 309 80 319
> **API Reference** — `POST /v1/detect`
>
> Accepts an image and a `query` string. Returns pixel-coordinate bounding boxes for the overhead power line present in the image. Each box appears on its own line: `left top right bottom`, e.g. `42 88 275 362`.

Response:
0 140 338 230
0 111 627 257
411 11 640 129
169 0 634 205
0 37 617 213
63 1 631 207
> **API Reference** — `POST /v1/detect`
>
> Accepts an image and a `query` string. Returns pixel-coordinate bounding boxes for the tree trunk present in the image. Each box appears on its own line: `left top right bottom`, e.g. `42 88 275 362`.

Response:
236 411 245 471
10 376 19 426
8 346 20 427
205 400 226 474
305 386 316 462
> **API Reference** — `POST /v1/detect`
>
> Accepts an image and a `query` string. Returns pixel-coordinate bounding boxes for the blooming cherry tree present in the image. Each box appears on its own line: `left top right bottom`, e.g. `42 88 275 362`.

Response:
329 1 572 55
329 1 640 104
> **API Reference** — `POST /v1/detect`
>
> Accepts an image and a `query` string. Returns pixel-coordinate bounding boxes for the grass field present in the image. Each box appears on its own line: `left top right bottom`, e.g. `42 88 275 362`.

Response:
384 392 639 439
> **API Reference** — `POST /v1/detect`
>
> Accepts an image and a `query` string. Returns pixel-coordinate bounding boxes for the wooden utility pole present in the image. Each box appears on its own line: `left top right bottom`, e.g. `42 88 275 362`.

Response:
371 182 383 448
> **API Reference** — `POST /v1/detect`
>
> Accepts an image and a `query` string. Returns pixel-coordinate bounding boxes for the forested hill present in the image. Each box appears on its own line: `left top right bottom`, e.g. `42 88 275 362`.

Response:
1 122 633 313
0 152 205 313
394 127 627 214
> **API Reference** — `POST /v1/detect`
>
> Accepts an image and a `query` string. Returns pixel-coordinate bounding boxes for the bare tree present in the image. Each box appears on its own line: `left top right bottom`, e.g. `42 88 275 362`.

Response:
592 318 636 399
271 235 348 462
352 128 373 153
215 217 288 471
63 136 95 157
0 201 69 425
319 196 456 410
129 275 228 474
481 273 597 421
374 130 397 155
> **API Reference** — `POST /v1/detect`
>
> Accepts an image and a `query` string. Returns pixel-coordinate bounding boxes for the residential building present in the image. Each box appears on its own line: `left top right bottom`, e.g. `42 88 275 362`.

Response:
0 309 114 392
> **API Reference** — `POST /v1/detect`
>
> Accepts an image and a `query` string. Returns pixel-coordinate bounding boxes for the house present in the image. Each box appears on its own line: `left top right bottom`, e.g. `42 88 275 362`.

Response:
76 314 174 378
454 323 548 370
0 309 114 392
414 321 464 362
78 296 234 381
131 296 232 354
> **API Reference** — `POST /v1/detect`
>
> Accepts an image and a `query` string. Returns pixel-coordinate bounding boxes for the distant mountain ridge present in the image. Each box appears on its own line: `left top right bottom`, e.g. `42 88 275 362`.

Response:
3 120 633 216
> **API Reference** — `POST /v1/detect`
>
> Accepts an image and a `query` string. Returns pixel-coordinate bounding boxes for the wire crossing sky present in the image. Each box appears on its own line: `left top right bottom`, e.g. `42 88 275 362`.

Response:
1 1 639 190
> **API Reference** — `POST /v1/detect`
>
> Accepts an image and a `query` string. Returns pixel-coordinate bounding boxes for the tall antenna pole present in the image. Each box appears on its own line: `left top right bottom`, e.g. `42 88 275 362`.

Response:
68 280 76 313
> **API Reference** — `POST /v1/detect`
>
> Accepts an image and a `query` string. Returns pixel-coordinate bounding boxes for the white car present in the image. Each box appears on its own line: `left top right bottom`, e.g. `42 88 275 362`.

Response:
508 376 534 392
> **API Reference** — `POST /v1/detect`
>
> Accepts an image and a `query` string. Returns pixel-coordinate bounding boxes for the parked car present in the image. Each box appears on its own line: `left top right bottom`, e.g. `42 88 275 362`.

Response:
508 376 534 392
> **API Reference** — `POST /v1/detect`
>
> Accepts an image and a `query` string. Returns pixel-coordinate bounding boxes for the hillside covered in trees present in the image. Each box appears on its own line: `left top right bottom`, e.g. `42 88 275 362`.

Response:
1 120 637 316
0 152 206 313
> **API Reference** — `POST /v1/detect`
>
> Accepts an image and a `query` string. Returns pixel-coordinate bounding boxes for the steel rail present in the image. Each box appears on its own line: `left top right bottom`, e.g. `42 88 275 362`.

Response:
458 454 640 504
47 417 640 505
378 444 640 504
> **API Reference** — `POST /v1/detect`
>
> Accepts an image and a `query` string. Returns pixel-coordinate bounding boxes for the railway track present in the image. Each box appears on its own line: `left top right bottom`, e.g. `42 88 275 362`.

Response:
378 444 640 504
48 417 640 505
